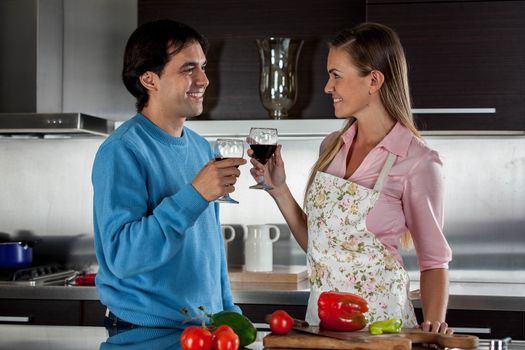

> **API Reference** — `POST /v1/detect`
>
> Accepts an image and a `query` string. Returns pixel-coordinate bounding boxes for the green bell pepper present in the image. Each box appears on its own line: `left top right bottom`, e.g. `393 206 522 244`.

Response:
368 319 402 335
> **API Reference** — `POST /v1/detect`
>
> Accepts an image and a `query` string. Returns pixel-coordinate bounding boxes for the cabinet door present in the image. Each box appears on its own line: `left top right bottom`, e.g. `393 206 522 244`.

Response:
81 300 107 326
414 308 524 339
367 1 525 131
139 0 365 120
0 299 81 326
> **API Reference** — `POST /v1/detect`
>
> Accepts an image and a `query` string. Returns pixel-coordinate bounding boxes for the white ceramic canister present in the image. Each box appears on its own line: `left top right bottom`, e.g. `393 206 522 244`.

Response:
221 225 236 261
243 224 280 272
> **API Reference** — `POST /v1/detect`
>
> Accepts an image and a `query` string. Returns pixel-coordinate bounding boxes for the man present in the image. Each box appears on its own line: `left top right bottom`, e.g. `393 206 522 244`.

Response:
92 19 245 328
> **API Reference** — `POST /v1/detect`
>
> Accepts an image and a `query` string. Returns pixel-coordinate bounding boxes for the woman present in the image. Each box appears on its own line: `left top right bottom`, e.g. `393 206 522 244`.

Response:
249 23 452 333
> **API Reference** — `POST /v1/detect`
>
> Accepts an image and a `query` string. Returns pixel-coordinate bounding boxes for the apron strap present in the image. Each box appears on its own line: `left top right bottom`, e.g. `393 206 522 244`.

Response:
373 153 397 192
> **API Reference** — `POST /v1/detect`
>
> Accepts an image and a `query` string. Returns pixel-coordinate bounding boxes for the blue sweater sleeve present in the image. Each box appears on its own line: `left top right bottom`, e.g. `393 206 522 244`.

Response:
93 140 209 279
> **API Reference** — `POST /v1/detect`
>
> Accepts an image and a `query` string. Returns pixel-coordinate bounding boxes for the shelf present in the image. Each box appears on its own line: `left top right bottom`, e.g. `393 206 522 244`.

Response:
184 119 524 138
113 119 525 139
185 119 345 138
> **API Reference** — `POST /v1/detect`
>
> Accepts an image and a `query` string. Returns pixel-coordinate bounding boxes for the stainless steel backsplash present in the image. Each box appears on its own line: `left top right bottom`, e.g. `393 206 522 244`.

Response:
0 134 524 282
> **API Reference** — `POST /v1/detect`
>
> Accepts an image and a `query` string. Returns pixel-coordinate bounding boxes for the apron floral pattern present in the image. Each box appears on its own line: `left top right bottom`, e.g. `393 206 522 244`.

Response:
305 153 417 327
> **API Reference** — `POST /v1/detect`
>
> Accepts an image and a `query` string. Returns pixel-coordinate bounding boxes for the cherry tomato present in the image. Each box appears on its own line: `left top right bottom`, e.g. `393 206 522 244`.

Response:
180 326 213 350
212 325 239 350
269 310 294 335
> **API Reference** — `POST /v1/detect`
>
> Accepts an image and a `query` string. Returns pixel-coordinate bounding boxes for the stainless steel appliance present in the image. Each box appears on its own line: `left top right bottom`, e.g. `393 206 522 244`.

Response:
0 264 77 286
0 113 113 137
0 0 119 136
471 338 523 350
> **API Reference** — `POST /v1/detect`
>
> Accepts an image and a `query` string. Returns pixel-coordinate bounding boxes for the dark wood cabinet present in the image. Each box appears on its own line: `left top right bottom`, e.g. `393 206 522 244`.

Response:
139 1 525 129
139 0 365 120
241 304 525 339
1 299 523 339
415 308 524 339
0 299 106 326
367 0 525 131
82 300 107 326
0 299 81 326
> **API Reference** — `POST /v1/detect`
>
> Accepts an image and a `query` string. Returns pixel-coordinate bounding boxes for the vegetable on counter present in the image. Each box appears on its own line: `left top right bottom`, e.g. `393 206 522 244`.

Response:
317 291 368 332
268 310 294 335
181 326 213 350
368 319 402 335
210 311 257 347
180 307 254 349
211 325 240 350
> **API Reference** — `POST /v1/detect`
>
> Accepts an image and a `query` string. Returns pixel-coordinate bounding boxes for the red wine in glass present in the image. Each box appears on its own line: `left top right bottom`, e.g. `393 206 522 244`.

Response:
247 127 278 190
249 144 277 165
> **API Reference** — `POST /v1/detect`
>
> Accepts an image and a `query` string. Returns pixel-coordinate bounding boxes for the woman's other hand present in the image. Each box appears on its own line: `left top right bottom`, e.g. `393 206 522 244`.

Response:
420 320 453 334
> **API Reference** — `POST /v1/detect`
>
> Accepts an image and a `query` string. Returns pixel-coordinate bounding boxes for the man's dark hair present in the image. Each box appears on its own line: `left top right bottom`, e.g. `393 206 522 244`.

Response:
122 19 208 111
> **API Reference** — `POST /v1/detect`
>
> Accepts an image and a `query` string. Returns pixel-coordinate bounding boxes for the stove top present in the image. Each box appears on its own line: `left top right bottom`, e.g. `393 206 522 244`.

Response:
0 264 77 286
438 338 525 350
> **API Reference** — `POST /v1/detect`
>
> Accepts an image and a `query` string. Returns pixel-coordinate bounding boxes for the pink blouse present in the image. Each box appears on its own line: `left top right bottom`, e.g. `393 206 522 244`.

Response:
321 122 452 271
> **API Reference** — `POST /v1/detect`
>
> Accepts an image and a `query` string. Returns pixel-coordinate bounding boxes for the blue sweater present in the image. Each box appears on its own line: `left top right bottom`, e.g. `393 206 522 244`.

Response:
92 114 240 327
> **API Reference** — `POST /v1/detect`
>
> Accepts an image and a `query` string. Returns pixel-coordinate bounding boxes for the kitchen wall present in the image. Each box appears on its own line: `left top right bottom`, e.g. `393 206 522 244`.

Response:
1 133 524 282
1 0 524 283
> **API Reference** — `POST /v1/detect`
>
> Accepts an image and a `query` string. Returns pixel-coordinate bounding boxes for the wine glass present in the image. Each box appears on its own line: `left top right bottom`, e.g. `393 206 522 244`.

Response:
247 127 278 190
214 138 244 204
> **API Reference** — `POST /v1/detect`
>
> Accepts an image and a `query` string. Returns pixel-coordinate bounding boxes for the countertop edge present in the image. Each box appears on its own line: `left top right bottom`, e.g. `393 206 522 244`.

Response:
1 284 524 312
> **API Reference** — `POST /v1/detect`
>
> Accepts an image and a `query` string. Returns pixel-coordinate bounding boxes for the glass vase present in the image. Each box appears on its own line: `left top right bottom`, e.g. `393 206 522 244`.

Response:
256 37 304 120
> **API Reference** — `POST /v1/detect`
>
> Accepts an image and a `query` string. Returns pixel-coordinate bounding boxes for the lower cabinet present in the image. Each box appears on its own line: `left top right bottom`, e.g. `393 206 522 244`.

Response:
0 299 106 326
415 309 525 340
240 304 524 340
82 300 107 326
1 299 523 339
0 299 82 325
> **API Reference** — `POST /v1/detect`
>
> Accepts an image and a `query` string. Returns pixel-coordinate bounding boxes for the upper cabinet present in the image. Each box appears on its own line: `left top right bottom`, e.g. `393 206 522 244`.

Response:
139 0 365 120
367 0 525 131
138 0 524 130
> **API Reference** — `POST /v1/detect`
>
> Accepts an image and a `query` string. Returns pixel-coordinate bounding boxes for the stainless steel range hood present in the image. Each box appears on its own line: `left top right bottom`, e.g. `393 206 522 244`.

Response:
0 0 131 136
0 113 114 137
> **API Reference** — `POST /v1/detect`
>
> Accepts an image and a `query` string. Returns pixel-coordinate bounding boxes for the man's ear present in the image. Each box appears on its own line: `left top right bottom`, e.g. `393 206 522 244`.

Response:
139 71 158 91
369 70 385 94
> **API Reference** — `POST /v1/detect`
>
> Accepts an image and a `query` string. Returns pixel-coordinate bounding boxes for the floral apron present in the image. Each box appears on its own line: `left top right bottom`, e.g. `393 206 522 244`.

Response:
305 153 417 327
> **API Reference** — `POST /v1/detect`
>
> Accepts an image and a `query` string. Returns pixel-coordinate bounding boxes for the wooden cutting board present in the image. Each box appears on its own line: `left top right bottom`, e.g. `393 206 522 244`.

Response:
228 265 307 283
264 331 411 350
263 328 479 350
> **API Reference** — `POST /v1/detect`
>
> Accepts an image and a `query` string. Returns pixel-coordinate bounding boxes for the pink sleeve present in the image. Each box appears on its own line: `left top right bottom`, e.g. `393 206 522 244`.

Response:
403 150 452 271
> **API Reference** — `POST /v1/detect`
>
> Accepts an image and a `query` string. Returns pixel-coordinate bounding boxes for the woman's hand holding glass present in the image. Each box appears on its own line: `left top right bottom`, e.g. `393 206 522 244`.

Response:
248 144 286 195
247 127 279 190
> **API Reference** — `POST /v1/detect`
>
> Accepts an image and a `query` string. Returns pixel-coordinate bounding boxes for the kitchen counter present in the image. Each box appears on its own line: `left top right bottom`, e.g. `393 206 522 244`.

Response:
0 280 524 312
0 324 524 350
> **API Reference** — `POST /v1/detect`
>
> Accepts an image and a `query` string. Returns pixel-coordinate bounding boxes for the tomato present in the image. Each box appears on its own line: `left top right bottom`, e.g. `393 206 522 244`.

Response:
269 310 294 335
211 325 240 350
180 326 213 350
212 325 235 336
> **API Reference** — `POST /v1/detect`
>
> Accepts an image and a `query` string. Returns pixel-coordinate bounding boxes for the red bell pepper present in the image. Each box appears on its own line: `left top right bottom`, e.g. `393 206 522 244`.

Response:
317 291 368 332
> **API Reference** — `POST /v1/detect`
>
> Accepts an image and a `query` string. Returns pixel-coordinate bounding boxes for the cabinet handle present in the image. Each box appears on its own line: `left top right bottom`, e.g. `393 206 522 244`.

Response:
452 327 491 334
0 316 31 323
253 322 271 330
412 108 496 114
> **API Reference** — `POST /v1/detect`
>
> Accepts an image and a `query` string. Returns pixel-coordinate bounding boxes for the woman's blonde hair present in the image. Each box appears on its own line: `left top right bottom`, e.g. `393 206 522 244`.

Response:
305 23 419 249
